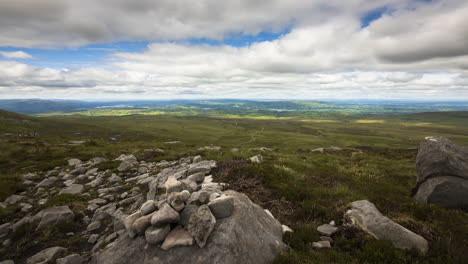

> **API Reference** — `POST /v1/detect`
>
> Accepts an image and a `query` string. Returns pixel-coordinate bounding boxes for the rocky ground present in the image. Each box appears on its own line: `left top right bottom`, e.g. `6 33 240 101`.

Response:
0 152 292 264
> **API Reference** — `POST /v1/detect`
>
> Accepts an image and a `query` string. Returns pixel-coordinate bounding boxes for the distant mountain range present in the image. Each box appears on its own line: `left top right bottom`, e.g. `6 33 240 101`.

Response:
1 99 468 115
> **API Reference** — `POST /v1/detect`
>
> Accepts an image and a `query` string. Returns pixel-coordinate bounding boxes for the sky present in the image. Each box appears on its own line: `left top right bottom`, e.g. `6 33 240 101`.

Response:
0 0 468 100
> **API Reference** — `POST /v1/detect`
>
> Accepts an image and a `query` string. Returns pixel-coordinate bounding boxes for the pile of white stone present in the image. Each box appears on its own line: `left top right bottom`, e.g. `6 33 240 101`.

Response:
124 164 234 249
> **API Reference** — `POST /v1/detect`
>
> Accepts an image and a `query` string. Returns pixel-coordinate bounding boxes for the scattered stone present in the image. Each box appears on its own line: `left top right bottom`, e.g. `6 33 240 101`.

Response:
137 167 148 174
312 241 331 248
59 184 84 195
33 206 75 230
167 191 190 212
117 162 133 172
4 195 25 205
186 166 211 176
187 190 209 205
249 154 263 164
20 203 33 213
145 225 171 245
198 145 221 151
36 177 57 188
56 254 85 264
108 174 122 183
187 204 216 248
345 200 428 255
329 220 336 226
151 203 180 226
231 148 240 153
0 260 14 264
317 224 338 236
26 246 67 264
115 154 137 163
311 148 324 153
208 196 234 219
192 155 202 163
124 211 142 238
68 159 82 166
161 225 194 250
86 168 99 175
180 179 199 192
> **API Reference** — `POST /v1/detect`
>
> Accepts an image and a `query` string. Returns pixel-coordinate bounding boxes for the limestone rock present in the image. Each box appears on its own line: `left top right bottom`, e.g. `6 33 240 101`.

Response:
345 200 428 255
161 225 194 250
208 196 234 219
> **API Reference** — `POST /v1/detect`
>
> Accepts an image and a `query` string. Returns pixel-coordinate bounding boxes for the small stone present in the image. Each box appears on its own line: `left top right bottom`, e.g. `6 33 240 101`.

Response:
0 260 14 264
117 161 133 172
151 203 180 226
88 234 99 244
20 203 33 213
87 221 101 232
249 154 263 164
86 168 99 175
165 176 183 194
312 241 331 248
140 200 157 215
320 236 334 243
329 220 336 226
59 184 84 195
120 192 128 199
145 225 171 245
282 225 293 234
138 167 148 174
124 211 142 238
4 195 25 205
192 155 202 163
108 174 122 182
179 204 199 228
208 196 234 219
186 172 205 183
187 204 216 248
317 224 338 236
68 159 82 166
161 225 194 250
131 212 154 235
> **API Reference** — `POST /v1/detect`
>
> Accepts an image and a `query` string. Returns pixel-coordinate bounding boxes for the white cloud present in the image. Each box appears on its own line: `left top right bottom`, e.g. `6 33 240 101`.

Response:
0 0 468 99
0 51 33 59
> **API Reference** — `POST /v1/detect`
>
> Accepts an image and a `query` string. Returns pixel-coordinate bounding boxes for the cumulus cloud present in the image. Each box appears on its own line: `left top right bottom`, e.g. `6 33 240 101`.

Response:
0 51 33 59
0 0 468 99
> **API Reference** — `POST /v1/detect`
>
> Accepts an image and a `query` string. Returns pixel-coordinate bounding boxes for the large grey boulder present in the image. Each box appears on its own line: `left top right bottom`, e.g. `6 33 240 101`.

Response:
414 176 468 212
416 136 468 183
414 136 468 212
32 206 75 230
345 200 428 255
90 191 286 264
26 247 67 264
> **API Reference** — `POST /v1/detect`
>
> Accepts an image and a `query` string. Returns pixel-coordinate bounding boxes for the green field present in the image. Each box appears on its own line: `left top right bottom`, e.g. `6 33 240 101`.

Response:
1 109 468 263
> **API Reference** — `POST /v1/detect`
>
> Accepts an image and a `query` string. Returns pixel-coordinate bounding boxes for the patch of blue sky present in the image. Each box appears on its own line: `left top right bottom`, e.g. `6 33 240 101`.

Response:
360 7 389 28
0 30 288 69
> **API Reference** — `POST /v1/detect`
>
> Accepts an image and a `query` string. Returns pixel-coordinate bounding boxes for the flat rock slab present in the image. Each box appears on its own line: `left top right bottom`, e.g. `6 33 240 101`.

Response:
345 200 428 255
317 224 338 236
161 226 194 250
59 184 84 195
32 206 75 230
90 191 286 264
